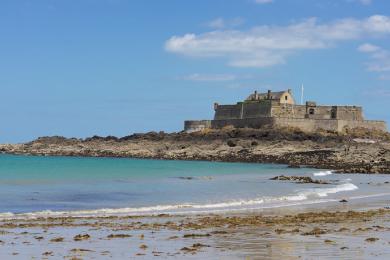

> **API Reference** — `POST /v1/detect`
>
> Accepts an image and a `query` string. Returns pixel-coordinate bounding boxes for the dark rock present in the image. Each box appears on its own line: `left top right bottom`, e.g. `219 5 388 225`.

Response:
227 140 237 147
270 175 330 184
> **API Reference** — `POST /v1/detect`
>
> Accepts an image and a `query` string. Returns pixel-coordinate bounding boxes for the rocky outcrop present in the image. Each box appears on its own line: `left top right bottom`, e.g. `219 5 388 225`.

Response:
270 175 330 184
0 127 389 174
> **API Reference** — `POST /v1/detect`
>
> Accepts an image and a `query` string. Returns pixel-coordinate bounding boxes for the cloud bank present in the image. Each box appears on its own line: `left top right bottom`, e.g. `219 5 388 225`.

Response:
206 17 244 29
165 15 390 68
358 43 390 79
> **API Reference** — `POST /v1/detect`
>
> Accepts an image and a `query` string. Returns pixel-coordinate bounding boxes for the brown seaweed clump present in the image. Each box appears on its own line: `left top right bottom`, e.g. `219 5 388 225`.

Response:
73 234 90 241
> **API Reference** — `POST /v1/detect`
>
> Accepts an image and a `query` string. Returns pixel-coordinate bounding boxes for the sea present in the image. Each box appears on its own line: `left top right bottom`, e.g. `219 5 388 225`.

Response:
0 154 389 219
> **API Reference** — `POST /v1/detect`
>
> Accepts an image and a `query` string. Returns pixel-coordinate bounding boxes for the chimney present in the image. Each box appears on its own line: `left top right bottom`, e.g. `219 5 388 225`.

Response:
287 89 292 94
214 102 219 111
254 90 258 100
267 90 271 99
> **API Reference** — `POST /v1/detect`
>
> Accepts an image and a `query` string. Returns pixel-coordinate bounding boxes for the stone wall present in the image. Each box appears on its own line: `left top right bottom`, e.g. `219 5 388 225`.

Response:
188 99 385 133
214 104 242 120
271 104 306 118
338 120 387 132
207 117 387 133
334 106 363 121
242 101 272 118
184 120 212 133
214 102 272 120
211 117 274 129
273 118 386 132
273 118 339 132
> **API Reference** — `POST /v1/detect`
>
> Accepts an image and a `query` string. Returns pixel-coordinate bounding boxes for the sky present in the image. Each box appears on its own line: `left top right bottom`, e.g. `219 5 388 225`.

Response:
0 0 389 143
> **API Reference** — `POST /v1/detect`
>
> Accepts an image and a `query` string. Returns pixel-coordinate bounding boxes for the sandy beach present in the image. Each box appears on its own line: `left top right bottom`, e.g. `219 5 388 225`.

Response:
0 195 389 260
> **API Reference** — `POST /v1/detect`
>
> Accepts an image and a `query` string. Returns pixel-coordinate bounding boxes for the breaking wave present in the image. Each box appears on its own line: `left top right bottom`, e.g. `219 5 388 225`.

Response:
0 183 360 220
313 170 333 176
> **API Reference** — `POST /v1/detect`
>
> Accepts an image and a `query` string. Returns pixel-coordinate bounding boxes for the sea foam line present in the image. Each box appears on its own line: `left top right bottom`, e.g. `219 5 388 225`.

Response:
0 182 360 220
313 170 333 176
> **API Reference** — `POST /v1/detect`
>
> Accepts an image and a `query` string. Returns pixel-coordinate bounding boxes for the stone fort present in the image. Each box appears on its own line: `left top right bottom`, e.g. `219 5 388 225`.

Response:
184 89 387 133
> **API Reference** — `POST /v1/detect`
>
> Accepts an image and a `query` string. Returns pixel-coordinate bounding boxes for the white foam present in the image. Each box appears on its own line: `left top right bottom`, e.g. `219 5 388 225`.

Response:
298 183 358 198
313 170 333 176
0 183 360 220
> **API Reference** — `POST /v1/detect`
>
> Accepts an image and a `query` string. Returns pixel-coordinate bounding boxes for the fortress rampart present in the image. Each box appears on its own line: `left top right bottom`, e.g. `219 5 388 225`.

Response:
184 89 387 133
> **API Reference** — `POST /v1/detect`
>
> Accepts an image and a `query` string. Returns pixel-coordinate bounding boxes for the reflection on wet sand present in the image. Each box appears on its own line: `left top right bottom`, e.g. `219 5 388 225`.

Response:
0 205 389 259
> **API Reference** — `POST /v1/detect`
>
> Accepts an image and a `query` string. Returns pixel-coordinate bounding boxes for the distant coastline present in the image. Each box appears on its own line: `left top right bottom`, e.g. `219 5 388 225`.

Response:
1 127 389 174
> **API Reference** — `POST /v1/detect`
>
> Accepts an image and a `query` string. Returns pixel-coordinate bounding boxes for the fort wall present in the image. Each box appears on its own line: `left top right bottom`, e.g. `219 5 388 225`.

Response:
214 102 273 120
214 104 242 120
185 118 387 133
337 120 387 132
242 102 272 118
334 106 363 121
184 90 386 133
184 120 212 133
211 117 274 129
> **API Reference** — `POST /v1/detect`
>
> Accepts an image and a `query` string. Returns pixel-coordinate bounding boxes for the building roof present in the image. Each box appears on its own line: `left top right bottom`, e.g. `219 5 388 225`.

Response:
246 90 288 101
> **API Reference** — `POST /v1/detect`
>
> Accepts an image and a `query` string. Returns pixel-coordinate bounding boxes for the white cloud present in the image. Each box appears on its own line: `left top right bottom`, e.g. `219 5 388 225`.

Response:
358 43 390 79
357 43 380 52
363 88 390 96
206 17 244 29
359 0 372 5
254 0 273 4
207 18 225 29
166 15 390 68
346 0 373 5
180 73 237 82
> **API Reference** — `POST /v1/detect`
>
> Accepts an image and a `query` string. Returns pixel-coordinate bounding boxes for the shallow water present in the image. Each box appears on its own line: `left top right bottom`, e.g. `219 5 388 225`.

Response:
0 154 389 218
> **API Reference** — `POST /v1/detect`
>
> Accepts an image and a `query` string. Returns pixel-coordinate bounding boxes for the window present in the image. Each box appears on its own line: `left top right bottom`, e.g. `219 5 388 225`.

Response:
285 96 288 101
309 108 315 115
331 111 336 119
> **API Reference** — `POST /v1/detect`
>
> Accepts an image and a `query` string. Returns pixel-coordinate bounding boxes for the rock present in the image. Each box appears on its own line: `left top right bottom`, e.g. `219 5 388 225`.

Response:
139 244 148 250
70 248 94 253
302 227 328 236
73 234 90 241
270 175 330 184
50 237 64 242
227 140 237 147
1 127 389 174
365 237 379 242
183 233 211 238
324 239 335 244
107 234 131 239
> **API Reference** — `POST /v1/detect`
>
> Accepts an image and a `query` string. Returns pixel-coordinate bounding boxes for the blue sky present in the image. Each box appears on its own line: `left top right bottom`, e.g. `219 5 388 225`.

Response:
0 0 389 143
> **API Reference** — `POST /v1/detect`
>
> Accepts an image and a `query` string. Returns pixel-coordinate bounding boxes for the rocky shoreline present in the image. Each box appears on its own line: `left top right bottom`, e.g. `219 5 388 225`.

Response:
0 127 389 174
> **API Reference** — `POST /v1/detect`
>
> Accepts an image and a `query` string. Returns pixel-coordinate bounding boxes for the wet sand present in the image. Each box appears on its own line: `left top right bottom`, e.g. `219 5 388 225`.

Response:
1 196 390 259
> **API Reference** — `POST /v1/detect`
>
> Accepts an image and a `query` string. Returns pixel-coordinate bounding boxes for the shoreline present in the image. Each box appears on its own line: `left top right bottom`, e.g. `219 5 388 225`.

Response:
0 127 389 174
0 197 389 259
1 190 390 221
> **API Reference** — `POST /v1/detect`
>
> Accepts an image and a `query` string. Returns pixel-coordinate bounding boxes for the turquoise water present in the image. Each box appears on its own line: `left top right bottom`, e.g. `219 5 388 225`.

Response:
0 154 388 217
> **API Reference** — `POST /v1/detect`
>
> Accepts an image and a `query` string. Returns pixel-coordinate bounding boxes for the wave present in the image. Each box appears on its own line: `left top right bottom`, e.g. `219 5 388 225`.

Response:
297 183 358 198
313 170 333 176
0 182 361 220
